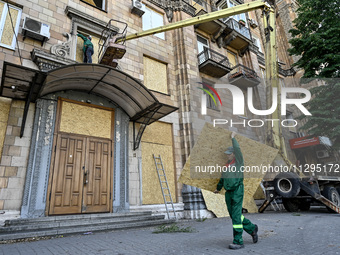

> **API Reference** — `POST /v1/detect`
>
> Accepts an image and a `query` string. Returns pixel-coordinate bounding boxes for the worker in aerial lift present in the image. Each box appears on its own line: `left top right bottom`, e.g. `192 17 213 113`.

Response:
214 131 258 250
77 33 94 63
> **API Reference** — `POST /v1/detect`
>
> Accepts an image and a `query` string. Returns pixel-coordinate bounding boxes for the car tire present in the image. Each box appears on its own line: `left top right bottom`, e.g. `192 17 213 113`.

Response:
273 172 300 198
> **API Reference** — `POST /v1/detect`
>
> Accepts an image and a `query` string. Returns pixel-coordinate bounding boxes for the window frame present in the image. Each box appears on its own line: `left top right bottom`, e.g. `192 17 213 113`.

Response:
80 0 107 12
217 0 248 26
0 1 22 50
202 80 218 111
253 36 263 53
142 6 165 40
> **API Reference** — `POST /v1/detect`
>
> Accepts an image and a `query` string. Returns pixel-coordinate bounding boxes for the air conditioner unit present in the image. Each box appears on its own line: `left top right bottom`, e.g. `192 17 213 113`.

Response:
316 150 330 159
249 19 258 28
22 17 50 42
131 0 145 17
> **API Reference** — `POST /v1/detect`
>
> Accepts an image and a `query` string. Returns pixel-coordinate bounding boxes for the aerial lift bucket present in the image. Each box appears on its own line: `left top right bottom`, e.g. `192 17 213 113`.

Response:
98 19 127 68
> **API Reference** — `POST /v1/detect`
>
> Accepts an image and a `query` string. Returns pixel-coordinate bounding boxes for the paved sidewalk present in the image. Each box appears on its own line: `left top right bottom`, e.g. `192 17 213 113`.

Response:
0 208 339 255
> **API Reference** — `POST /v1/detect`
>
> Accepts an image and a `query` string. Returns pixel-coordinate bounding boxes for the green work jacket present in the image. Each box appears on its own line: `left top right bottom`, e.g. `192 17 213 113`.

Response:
77 34 93 53
216 137 244 191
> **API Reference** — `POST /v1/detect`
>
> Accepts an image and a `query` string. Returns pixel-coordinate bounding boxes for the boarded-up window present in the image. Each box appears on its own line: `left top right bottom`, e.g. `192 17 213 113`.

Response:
143 56 168 94
0 1 21 50
227 51 238 68
141 122 176 205
76 32 100 64
59 100 113 139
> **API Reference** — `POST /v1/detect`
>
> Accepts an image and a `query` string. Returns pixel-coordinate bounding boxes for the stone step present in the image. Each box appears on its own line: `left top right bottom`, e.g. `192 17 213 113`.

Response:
0 218 175 241
0 214 165 233
4 211 153 226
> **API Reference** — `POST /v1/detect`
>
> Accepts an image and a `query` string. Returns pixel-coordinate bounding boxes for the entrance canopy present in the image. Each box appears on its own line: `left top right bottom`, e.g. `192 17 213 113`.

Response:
0 62 178 146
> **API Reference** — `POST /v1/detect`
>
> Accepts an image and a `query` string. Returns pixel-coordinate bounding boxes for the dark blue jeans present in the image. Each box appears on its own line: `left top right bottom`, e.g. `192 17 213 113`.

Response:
84 46 94 63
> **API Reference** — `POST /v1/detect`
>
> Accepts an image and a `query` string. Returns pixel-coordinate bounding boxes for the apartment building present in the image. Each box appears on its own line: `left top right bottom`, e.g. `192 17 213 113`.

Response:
0 0 315 220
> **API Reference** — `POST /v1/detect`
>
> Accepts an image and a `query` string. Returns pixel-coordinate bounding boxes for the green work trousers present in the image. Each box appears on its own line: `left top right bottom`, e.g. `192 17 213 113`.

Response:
225 183 256 245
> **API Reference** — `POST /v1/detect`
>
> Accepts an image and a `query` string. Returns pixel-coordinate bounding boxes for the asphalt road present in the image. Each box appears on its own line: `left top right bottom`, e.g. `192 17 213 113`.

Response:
0 207 339 255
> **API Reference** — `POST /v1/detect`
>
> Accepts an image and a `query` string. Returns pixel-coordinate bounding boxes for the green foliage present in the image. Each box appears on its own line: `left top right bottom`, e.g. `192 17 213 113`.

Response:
289 0 340 148
288 0 340 78
297 82 340 148
152 223 195 233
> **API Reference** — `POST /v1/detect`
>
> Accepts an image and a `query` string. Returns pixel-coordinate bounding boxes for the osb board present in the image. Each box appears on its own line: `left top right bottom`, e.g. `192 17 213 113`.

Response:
201 189 229 217
142 143 176 205
253 184 265 199
76 34 100 64
0 98 11 158
190 123 279 181
0 5 19 46
178 123 278 216
201 189 259 217
141 121 173 146
59 101 112 138
143 56 168 94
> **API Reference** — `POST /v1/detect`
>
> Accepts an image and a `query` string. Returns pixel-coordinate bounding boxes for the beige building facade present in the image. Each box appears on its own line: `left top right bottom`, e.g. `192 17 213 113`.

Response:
0 0 318 220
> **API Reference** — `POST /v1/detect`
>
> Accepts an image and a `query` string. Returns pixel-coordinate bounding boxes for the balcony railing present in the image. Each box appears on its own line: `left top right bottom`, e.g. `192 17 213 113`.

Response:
197 47 233 77
225 18 252 41
228 64 260 88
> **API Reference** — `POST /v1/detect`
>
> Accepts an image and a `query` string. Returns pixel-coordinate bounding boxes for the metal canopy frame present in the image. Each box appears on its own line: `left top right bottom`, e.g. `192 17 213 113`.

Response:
0 62 178 145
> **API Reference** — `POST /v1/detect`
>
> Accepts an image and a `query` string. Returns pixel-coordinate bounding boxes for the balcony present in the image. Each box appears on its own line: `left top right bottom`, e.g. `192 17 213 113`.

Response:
222 18 253 50
194 9 226 39
228 64 261 88
198 47 233 78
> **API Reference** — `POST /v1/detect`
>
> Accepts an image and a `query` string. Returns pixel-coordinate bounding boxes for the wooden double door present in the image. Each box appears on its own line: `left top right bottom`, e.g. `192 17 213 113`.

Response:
49 134 112 215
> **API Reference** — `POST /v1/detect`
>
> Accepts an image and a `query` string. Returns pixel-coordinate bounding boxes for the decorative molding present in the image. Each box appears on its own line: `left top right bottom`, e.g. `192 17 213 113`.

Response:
50 33 72 59
249 43 259 55
31 49 77 72
239 45 249 57
146 0 196 17
65 6 119 34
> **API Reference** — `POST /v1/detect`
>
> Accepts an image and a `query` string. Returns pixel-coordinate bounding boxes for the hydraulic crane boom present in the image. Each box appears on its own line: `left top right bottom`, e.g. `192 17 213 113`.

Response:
113 1 283 156
123 1 269 41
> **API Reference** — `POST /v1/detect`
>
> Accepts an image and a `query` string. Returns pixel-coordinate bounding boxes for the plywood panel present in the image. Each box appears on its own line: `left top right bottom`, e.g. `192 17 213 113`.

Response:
0 98 11 157
59 101 112 139
142 121 173 145
141 143 176 205
227 51 238 67
1 6 19 46
178 123 278 216
76 34 100 64
143 56 168 94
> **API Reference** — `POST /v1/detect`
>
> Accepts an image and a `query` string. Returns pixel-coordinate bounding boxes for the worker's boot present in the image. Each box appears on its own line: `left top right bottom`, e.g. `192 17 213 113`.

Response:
229 243 244 249
251 224 258 243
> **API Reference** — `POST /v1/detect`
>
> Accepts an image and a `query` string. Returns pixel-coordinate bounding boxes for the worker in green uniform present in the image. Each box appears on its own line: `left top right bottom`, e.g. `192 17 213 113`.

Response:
77 33 94 63
214 131 258 250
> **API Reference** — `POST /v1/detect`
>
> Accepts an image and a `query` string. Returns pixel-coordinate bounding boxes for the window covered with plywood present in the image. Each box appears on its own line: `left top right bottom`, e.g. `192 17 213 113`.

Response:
143 56 168 94
76 31 100 64
141 122 176 205
0 1 21 50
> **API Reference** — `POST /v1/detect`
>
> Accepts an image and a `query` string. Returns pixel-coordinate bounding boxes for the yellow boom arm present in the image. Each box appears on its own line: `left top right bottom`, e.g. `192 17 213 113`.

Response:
121 0 284 155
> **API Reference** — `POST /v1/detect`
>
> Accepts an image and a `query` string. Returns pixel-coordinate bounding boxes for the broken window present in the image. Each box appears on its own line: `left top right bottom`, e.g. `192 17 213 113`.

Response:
0 1 22 50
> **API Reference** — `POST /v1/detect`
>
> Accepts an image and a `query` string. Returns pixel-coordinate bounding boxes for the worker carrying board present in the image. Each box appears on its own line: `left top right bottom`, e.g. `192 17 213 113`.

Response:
77 33 94 63
214 131 259 250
